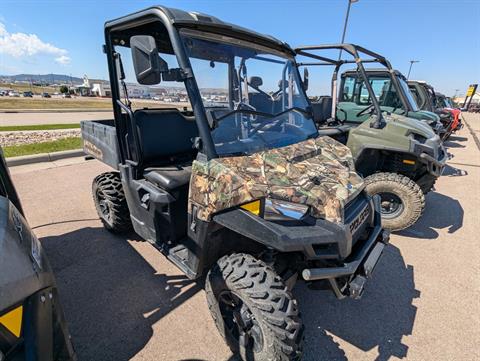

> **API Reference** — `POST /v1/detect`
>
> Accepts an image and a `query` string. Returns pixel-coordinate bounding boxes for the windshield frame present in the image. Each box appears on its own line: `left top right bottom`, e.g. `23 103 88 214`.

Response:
396 76 420 112
178 28 317 157
178 28 311 113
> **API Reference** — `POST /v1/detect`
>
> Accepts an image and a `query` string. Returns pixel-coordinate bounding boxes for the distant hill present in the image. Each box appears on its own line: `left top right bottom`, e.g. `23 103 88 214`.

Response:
0 74 105 85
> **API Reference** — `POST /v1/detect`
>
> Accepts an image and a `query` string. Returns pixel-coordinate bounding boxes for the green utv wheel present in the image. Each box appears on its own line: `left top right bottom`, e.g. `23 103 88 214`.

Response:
364 172 425 231
206 253 303 361
92 171 132 233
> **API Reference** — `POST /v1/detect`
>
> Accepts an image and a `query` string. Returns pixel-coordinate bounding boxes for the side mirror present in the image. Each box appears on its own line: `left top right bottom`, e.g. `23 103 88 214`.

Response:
130 35 162 85
303 68 309 91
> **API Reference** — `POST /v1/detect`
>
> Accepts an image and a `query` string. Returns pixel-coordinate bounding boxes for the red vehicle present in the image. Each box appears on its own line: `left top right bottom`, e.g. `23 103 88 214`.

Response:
435 93 462 133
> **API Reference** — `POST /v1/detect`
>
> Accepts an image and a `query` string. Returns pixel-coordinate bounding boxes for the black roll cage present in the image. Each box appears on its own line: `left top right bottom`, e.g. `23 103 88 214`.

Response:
295 44 412 128
103 6 297 166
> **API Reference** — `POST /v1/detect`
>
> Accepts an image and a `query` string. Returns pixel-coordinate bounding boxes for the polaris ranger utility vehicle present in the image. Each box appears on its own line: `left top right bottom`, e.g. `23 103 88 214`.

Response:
295 44 447 231
338 68 445 136
0 148 76 361
408 80 462 138
81 6 389 360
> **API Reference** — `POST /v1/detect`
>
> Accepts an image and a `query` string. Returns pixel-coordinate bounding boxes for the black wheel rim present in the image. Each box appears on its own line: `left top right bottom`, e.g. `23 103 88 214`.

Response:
379 192 404 219
95 189 111 222
218 291 264 354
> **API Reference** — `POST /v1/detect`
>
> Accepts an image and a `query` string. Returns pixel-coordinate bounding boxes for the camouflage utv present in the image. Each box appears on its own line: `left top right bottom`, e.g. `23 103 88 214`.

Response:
81 6 388 361
296 44 447 231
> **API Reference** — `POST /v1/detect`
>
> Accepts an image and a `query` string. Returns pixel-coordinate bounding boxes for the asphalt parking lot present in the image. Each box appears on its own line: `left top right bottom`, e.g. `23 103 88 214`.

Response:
10 113 480 361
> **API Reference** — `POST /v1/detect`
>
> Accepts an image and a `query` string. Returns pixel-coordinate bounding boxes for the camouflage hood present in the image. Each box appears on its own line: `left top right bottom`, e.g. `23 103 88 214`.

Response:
189 136 364 223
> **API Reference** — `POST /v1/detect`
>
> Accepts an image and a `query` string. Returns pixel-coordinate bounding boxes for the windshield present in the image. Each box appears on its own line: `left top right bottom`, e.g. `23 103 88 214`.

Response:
397 77 420 111
180 29 316 156
437 96 452 108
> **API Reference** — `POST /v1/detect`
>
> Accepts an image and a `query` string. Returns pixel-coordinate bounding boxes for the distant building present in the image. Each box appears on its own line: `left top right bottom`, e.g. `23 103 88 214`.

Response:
71 75 92 96
454 93 480 105
92 83 111 97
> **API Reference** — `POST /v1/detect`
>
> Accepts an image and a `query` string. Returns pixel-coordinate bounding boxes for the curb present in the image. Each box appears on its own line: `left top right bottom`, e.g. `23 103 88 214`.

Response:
6 149 85 167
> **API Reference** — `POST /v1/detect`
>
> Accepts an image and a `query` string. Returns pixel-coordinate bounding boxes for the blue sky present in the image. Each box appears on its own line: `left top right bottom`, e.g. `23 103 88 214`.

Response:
0 0 479 96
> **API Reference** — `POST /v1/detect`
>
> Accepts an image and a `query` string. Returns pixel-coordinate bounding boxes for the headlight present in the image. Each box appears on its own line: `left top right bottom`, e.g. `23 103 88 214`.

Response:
264 199 309 221
240 198 310 221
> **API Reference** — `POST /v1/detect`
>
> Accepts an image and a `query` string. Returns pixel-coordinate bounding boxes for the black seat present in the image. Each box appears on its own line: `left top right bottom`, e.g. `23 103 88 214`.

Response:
311 96 333 124
133 109 198 191
143 165 192 191
134 109 198 167
248 76 274 113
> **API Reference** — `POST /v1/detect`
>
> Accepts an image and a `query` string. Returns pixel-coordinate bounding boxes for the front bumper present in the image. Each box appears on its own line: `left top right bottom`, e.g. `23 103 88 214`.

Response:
302 221 390 299
419 144 447 177
413 134 448 177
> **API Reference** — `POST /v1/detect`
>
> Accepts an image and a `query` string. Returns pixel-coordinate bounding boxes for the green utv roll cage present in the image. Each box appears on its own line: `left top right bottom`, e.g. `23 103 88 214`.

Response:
296 43 388 129
339 68 444 134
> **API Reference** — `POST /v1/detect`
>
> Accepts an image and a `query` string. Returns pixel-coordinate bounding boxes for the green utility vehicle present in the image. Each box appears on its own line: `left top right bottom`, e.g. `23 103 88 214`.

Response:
296 44 447 231
408 80 462 138
0 148 76 361
81 7 389 360
338 68 445 135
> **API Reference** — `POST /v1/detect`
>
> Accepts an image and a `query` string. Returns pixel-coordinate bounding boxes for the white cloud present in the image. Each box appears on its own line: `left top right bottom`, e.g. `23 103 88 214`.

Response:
0 22 70 65
55 55 71 65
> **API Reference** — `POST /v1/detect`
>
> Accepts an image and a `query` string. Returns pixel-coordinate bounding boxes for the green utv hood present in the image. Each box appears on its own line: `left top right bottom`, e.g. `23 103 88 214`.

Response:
347 113 436 158
189 136 364 223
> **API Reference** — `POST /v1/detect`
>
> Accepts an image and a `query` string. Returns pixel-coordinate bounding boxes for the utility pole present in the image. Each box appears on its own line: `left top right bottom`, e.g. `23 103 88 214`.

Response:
338 0 359 60
407 60 419 79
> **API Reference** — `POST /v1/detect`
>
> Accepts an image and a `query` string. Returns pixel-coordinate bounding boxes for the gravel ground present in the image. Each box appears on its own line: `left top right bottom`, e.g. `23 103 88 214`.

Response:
0 129 81 146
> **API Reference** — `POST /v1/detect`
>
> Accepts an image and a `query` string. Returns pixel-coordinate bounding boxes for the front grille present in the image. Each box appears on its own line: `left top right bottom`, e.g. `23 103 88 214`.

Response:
344 193 372 247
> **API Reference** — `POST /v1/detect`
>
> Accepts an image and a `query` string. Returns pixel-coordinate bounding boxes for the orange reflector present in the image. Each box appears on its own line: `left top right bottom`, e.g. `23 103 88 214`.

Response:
0 305 22 338
240 200 261 215
402 159 416 165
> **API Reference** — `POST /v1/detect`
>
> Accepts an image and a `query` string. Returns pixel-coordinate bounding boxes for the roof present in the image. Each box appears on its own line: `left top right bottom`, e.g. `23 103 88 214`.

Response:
342 68 405 77
104 5 293 55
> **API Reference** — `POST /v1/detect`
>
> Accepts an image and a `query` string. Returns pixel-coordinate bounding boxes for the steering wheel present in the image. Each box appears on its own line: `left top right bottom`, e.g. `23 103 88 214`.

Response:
356 104 375 117
235 101 257 112
250 117 285 136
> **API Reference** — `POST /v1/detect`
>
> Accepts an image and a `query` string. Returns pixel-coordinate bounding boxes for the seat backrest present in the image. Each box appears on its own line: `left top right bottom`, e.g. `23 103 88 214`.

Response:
133 109 198 166
311 96 332 124
249 92 273 113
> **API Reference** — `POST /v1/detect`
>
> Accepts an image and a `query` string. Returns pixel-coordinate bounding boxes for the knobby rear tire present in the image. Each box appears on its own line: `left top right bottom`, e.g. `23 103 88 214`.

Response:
92 171 132 233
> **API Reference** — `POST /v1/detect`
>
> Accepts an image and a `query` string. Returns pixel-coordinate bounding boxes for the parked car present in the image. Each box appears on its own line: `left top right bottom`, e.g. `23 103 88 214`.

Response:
62 93 71 98
41 92 51 98
23 91 33 97
8 91 20 97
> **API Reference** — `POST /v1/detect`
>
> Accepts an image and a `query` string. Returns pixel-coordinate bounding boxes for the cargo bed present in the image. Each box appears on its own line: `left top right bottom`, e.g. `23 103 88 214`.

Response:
80 119 120 169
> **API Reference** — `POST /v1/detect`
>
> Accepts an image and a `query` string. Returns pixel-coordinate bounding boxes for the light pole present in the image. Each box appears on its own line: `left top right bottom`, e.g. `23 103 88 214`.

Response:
338 0 359 60
407 60 419 79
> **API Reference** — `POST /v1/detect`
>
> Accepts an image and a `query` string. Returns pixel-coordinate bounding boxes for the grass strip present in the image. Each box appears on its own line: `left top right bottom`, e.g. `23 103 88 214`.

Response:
3 137 82 157
0 123 80 131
